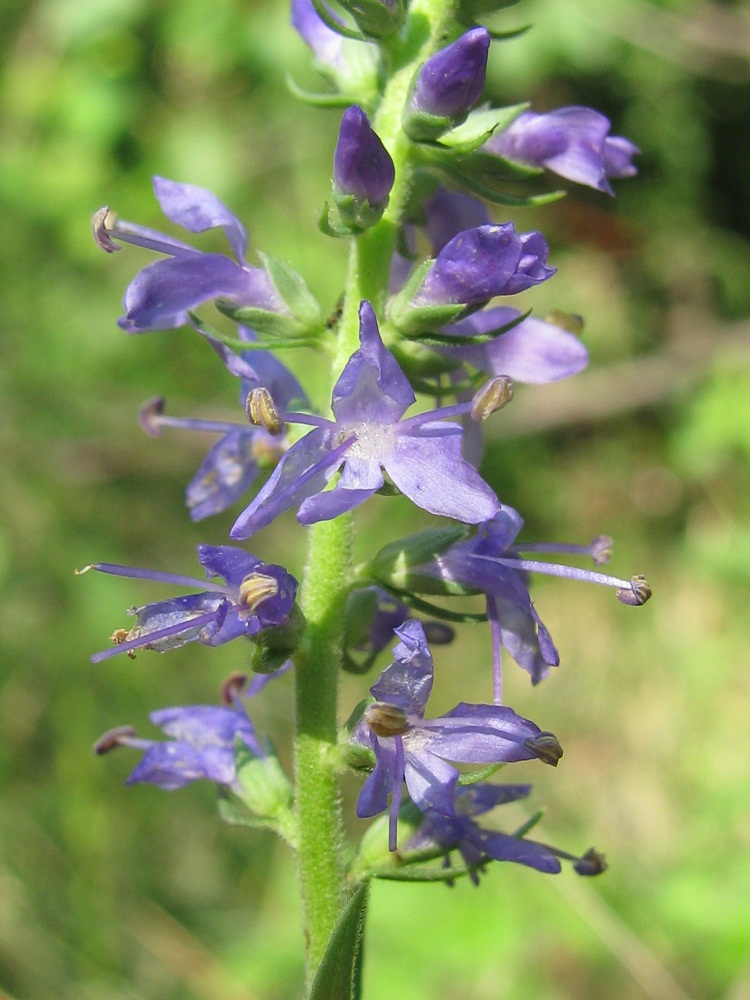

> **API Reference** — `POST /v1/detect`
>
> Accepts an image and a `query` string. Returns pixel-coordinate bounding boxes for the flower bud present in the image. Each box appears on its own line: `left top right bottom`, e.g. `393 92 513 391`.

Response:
331 106 395 231
404 29 490 141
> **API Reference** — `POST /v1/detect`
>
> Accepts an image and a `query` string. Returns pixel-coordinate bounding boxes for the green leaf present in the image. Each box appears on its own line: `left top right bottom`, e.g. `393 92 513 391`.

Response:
285 75 354 108
307 882 369 1000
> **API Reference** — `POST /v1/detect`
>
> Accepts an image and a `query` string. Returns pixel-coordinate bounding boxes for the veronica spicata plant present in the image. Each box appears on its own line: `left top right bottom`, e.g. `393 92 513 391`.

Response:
87 0 649 995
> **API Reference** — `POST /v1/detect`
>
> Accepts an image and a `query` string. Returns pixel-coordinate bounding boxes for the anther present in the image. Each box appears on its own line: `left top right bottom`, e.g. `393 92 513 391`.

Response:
573 847 607 876
220 672 248 705
617 575 652 607
238 572 279 611
245 388 285 435
139 397 166 437
470 376 514 422
524 730 563 766
93 725 136 755
92 207 121 253
364 702 409 737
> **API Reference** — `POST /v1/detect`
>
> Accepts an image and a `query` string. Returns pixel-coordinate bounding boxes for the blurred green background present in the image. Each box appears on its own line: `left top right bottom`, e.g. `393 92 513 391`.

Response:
2 0 750 997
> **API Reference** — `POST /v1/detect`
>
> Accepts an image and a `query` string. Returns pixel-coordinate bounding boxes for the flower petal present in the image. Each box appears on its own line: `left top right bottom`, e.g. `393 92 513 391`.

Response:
153 176 249 262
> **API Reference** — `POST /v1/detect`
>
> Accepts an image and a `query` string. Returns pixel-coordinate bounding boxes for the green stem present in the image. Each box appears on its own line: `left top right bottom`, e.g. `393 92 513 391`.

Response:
293 0 458 987
295 514 352 985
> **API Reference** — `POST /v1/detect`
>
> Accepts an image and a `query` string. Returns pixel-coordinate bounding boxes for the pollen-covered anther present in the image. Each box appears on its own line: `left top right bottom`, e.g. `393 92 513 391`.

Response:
590 535 613 565
238 572 279 611
574 847 607 876
139 397 166 437
470 376 514 422
92 206 121 253
245 387 285 435
617 574 652 607
523 730 563 766
221 672 248 705
93 725 136 755
364 701 409 737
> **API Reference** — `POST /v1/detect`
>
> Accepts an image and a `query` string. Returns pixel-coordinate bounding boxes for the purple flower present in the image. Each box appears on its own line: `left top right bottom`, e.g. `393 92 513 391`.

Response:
93 177 287 333
93 671 285 791
436 306 589 383
407 28 490 120
80 544 298 663
416 224 555 307
230 301 500 538
334 106 395 210
140 328 308 521
418 505 650 693
352 620 562 849
423 187 492 255
407 784 562 880
484 107 639 195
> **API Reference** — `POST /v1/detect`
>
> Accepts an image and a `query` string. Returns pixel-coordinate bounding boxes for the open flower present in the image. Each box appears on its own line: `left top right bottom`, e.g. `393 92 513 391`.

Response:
93 177 288 333
407 784 562 880
417 505 650 693
140 327 308 521
484 106 639 195
80 544 298 663
93 671 284 791
230 301 500 538
352 620 562 849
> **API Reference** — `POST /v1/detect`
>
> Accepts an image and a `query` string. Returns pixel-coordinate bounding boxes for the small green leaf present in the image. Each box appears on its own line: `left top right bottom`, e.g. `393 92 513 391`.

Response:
307 882 369 1000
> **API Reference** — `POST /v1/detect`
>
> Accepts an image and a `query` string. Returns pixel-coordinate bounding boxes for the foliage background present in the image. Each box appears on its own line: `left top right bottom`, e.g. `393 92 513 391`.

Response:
1 0 750 997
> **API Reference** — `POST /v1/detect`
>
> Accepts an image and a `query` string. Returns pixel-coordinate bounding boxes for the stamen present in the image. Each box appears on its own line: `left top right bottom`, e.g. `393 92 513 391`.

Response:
487 595 503 705
76 561 226 592
364 702 409 737
470 376 514 422
523 731 563 766
238 572 279 611
514 535 613 566
616 575 652 607
93 725 136 754
90 608 222 663
92 207 120 253
221 672 248 706
139 397 246 438
477 553 634 591
573 847 607 876
140 397 165 437
246 387 285 435
389 735 406 852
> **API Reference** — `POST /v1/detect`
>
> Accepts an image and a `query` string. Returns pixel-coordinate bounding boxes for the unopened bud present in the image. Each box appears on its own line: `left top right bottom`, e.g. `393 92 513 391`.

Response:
238 573 279 612
617 575 651 607
422 621 455 645
93 725 136 755
470 376 514 422
364 702 409 737
220 672 248 705
574 847 607 876
524 730 563 766
92 206 120 253
246 387 285 435
139 396 166 437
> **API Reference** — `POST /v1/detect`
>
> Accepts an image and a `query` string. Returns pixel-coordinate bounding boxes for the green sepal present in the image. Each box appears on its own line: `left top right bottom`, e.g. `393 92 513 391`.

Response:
249 604 307 673
310 0 367 41
261 251 324 330
349 801 424 878
435 104 528 155
403 106 457 143
285 75 356 108
339 0 405 38
405 308 532 348
319 192 387 238
443 166 566 208
187 312 318 353
217 787 279 830
378 586 487 624
307 882 369 1000
230 738 297 846
390 339 463 380
318 201 356 239
370 526 474 595
372 861 481 883
457 762 504 786
388 260 468 336
485 22 531 41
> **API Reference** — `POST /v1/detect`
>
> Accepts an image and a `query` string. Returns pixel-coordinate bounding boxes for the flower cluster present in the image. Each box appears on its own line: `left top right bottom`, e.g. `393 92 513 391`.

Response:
88 0 648 955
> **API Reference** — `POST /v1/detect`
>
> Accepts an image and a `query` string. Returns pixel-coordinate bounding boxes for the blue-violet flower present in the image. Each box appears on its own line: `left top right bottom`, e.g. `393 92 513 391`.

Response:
352 620 562 849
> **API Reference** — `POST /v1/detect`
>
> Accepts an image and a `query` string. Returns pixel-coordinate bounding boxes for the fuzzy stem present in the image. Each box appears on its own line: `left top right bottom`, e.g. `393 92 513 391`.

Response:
294 0 458 986
295 513 352 985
